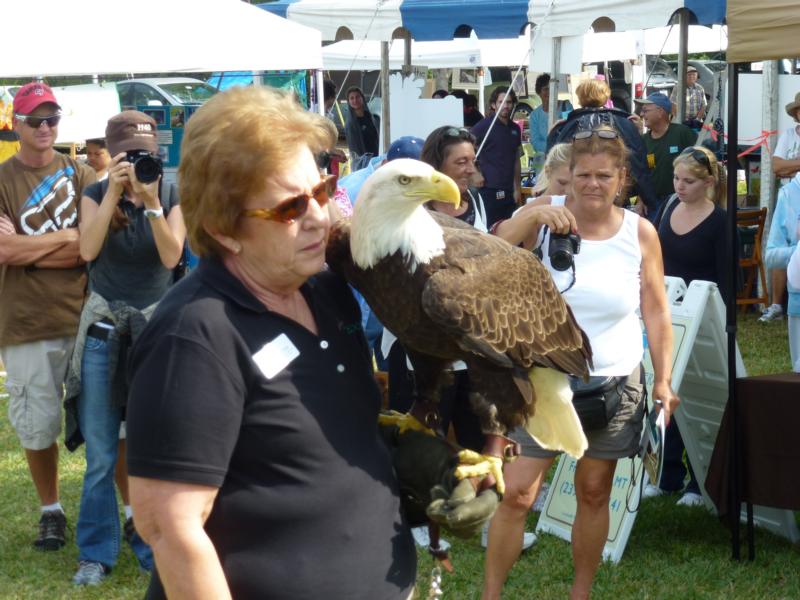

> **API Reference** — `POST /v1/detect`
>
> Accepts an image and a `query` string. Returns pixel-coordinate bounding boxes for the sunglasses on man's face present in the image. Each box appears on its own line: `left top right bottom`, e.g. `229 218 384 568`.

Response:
680 147 713 175
573 129 619 141
241 174 337 224
15 113 61 129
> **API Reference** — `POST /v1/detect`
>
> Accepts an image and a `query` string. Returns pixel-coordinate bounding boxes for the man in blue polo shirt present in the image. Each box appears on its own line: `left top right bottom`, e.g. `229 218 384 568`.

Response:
471 86 523 227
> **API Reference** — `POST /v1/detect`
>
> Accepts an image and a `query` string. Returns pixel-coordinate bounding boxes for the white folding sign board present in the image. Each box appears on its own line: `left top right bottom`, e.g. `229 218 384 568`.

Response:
53 83 121 145
536 278 799 564
388 73 463 144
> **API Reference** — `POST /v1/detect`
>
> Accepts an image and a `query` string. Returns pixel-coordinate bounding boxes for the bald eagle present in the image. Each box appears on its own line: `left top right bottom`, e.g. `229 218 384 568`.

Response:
326 159 592 491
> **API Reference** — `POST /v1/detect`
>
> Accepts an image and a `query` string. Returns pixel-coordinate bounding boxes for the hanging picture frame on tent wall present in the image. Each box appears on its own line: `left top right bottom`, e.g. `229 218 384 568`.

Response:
452 68 480 90
512 71 528 98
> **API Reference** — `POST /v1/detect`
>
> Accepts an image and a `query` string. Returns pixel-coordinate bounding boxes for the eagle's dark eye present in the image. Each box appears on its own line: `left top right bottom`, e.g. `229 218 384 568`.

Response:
398 175 412 185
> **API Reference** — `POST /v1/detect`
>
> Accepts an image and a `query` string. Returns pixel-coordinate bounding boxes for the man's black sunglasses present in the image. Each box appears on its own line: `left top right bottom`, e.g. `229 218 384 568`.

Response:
15 113 61 129
680 147 713 175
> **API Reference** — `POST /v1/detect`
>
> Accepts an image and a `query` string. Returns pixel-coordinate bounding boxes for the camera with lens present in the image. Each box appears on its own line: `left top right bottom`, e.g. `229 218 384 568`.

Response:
125 150 163 184
548 232 581 271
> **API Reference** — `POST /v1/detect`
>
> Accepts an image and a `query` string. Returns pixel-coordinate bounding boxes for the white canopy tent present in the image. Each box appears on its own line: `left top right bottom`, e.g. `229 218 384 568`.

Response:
643 24 727 55
279 0 404 42
321 36 531 70
324 24 727 74
1 0 323 77
528 0 725 124
530 0 683 39
323 39 481 71
584 25 727 61
532 26 727 74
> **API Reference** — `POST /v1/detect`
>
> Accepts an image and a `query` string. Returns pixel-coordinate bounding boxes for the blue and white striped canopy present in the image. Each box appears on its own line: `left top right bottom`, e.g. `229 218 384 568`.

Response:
258 0 535 41
258 0 725 42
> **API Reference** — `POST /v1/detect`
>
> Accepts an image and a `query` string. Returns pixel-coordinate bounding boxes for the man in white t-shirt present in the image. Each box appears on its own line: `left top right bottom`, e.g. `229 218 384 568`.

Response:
762 92 800 322
773 92 800 186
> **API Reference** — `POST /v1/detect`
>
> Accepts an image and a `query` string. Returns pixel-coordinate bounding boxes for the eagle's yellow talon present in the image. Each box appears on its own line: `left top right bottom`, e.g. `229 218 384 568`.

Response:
378 411 436 436
453 450 506 495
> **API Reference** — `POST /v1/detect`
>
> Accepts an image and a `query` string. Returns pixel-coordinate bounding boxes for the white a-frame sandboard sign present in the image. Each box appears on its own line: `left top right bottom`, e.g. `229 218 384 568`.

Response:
536 278 800 563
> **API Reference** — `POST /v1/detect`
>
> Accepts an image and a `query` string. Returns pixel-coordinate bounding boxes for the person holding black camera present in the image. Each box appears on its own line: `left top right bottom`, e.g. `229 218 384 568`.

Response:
484 126 677 600
66 110 186 586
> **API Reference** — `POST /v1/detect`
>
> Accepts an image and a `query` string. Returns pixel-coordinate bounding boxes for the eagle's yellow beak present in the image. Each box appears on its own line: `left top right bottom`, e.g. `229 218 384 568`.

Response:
430 170 462 207
406 169 461 207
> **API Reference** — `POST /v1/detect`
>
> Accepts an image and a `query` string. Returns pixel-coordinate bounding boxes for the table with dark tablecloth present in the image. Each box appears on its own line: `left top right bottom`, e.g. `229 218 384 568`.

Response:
706 372 800 519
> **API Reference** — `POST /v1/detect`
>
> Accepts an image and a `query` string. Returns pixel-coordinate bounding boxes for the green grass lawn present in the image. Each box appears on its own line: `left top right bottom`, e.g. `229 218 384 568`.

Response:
0 313 797 599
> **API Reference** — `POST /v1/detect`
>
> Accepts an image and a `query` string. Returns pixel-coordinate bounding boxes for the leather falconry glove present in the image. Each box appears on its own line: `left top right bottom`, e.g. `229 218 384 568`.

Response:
380 422 499 538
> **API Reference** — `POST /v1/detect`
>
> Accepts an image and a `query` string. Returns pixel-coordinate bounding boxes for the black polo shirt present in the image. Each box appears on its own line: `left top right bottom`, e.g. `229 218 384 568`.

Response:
471 115 522 190
127 258 415 600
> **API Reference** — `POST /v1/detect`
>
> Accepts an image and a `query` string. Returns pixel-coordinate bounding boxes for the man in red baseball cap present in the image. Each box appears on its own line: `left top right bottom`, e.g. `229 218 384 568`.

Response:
0 82 95 552
12 81 61 115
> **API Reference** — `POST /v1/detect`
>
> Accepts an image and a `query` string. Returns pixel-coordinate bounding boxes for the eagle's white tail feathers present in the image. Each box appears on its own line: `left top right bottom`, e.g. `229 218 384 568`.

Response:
524 367 588 459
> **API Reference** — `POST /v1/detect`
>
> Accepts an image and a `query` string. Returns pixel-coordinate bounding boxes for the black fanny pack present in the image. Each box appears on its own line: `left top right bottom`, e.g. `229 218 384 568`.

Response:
569 375 628 431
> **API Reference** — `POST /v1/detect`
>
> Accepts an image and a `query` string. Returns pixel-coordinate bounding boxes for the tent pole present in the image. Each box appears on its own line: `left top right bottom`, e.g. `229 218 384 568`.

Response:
381 41 390 154
315 69 325 116
402 31 412 76
478 69 486 121
725 61 741 562
760 61 778 213
548 37 561 130
675 9 689 123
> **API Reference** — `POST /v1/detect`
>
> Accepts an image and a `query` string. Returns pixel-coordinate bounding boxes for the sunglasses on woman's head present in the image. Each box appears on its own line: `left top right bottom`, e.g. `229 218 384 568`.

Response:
680 147 713 175
15 113 61 129
444 127 476 142
573 129 619 141
241 174 337 224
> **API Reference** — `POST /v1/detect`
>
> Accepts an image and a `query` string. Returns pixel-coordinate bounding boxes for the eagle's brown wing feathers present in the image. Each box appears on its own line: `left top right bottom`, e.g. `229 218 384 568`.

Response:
421 219 591 378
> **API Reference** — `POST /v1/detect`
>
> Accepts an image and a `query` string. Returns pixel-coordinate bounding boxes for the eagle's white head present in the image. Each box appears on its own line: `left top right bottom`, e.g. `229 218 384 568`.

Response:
350 158 461 270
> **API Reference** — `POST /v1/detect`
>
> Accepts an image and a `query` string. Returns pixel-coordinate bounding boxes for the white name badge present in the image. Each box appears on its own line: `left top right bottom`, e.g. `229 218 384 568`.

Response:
253 333 300 379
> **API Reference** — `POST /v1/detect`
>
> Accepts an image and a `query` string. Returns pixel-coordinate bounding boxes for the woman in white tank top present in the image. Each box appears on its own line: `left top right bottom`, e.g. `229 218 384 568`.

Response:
484 128 678 600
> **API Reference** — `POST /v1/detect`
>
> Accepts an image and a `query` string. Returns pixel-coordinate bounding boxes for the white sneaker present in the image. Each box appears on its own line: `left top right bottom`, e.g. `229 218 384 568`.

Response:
531 483 550 513
411 525 450 550
676 492 705 507
758 304 784 322
480 523 537 550
642 483 664 499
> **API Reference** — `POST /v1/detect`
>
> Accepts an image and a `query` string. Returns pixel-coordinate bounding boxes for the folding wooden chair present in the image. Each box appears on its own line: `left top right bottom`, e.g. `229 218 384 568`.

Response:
736 207 769 312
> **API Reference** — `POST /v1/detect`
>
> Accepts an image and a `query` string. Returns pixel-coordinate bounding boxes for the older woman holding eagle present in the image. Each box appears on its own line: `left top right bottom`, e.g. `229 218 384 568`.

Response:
125 87 416 600
482 127 678 599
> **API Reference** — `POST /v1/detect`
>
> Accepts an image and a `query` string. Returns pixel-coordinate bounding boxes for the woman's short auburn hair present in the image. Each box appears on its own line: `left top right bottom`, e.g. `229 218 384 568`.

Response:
575 79 611 108
178 86 336 259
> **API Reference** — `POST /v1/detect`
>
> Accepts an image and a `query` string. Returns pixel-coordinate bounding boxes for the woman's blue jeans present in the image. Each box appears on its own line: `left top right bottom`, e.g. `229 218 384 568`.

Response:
76 335 153 571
